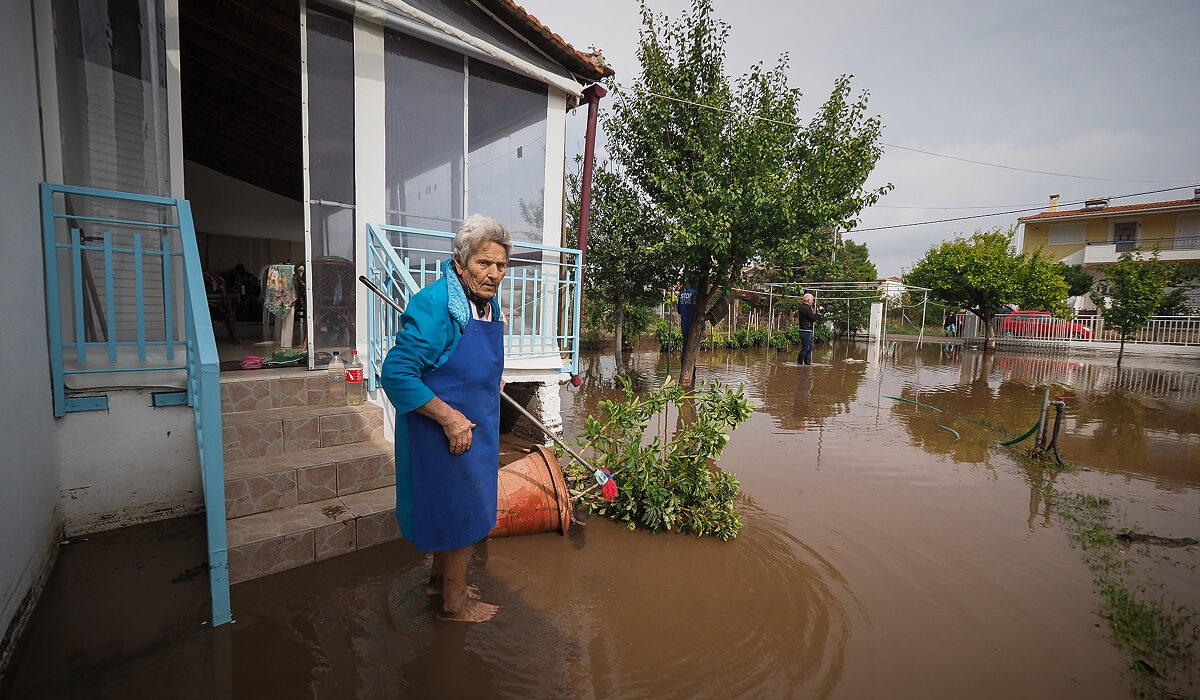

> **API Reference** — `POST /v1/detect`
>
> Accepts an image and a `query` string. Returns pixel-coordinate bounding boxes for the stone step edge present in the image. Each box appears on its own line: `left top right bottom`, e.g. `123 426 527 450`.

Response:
218 367 310 384
223 437 395 481
227 486 401 585
226 486 396 548
223 400 383 426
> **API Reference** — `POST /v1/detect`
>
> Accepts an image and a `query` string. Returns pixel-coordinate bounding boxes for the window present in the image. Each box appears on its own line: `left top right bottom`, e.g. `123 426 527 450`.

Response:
52 0 170 196
1048 222 1085 245
51 0 171 345
1178 214 1200 245
385 33 465 233
306 5 356 354
467 60 548 243
1112 221 1137 252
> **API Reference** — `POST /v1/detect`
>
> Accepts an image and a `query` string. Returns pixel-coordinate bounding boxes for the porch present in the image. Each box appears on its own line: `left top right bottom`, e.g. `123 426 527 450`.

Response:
40 183 583 628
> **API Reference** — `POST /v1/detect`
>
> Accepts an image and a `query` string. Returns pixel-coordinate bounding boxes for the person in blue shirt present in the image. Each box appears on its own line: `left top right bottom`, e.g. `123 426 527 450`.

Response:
381 215 509 623
677 288 699 363
678 288 696 332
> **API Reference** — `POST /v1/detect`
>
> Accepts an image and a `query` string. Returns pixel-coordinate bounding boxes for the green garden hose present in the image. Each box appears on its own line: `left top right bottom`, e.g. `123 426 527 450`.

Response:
882 395 945 413
936 424 961 441
998 420 1041 446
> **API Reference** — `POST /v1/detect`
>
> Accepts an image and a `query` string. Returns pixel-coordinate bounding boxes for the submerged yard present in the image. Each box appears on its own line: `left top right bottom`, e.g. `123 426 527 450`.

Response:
5 340 1198 698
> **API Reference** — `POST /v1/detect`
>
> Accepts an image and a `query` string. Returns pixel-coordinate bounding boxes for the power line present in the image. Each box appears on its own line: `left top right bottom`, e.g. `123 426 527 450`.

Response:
879 143 1197 184
631 88 1198 184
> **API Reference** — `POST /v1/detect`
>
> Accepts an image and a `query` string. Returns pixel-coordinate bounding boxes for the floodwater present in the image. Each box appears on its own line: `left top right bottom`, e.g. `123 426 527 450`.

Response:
6 341 1199 699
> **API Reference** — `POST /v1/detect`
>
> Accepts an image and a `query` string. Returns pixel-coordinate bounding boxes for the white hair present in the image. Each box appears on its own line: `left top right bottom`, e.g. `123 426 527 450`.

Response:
452 215 511 265
802 293 815 303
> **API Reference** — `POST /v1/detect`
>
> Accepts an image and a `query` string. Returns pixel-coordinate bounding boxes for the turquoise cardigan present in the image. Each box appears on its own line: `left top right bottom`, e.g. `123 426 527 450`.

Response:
381 259 502 413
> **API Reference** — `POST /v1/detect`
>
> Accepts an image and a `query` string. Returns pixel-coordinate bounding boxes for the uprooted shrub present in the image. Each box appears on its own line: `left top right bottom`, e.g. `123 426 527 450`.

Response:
567 376 752 540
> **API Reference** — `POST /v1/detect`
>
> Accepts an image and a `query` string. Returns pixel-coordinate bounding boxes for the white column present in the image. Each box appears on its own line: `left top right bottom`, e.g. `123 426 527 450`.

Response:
33 0 63 185
869 302 883 341
164 0 185 198
541 88 568 357
543 88 567 248
353 18 386 358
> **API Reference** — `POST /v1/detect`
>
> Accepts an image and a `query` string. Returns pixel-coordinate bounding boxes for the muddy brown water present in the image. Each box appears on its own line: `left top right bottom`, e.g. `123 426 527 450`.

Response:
6 341 1198 699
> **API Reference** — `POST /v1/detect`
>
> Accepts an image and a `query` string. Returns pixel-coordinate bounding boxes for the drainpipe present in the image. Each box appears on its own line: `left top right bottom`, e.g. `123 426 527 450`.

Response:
576 83 607 274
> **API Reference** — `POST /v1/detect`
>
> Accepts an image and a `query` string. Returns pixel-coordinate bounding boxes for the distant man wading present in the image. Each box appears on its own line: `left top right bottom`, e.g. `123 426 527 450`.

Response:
381 215 509 623
796 293 823 365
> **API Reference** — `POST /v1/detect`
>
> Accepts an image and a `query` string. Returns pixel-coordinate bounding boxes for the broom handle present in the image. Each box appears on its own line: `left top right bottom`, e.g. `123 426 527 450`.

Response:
498 392 596 474
357 275 598 474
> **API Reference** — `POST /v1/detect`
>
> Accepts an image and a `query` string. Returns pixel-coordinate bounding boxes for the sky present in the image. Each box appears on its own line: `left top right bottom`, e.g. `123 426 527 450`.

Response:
518 0 1200 278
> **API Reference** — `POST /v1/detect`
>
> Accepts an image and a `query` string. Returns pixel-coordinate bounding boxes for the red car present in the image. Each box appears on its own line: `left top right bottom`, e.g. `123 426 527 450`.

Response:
998 311 1093 340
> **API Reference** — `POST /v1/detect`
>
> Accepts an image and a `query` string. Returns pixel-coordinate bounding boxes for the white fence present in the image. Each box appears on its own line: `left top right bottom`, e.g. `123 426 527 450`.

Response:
976 314 1200 347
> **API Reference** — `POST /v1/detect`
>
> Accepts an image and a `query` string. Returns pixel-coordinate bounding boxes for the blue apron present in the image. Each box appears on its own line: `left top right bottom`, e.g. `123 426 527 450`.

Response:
400 316 503 551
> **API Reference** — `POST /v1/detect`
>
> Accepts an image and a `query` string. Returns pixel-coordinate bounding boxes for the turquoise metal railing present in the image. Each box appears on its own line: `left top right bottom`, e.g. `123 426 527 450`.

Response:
40 183 231 627
364 223 583 389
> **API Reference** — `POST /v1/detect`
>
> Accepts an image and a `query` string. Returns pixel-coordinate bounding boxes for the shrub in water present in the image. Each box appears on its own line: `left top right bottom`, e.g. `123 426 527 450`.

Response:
568 376 752 540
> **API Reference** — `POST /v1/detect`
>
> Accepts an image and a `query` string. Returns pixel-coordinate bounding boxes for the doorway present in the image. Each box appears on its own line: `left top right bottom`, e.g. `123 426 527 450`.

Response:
1113 221 1138 253
178 0 305 366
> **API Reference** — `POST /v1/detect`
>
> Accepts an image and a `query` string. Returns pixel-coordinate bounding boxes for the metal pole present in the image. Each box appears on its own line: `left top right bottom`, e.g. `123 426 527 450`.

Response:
917 291 928 348
1036 387 1051 450
767 287 774 345
499 391 594 472
575 84 608 275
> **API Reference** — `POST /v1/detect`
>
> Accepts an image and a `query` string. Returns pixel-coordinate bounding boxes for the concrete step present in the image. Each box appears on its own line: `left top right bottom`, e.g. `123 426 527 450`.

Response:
224 438 395 518
226 486 400 584
221 402 384 462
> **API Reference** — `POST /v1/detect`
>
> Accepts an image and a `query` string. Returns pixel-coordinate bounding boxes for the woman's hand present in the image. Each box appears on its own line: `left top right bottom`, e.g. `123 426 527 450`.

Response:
415 397 476 455
442 409 476 455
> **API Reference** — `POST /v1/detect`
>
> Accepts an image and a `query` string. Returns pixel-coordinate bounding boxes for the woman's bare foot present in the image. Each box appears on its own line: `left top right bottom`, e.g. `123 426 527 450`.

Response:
438 596 500 623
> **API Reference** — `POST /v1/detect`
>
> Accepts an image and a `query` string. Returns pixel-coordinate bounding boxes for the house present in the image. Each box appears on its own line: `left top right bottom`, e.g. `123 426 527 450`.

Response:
876 276 906 302
1 0 611 659
1018 191 1200 309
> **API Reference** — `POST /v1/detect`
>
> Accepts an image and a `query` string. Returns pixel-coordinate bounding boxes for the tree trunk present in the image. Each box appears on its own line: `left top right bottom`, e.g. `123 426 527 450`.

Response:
982 313 996 351
614 306 624 357
679 318 704 388
1117 338 1126 369
680 274 713 388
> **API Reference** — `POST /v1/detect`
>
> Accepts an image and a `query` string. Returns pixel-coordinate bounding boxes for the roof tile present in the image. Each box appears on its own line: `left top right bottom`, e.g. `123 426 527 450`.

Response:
1020 198 1200 221
477 0 615 81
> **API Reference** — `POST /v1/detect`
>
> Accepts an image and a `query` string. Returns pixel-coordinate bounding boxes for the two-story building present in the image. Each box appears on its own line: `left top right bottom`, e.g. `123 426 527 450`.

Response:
1018 191 1200 309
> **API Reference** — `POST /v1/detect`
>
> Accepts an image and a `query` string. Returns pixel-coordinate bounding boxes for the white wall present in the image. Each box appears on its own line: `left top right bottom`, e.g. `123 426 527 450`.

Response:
0 0 62 669
184 160 304 241
56 389 203 537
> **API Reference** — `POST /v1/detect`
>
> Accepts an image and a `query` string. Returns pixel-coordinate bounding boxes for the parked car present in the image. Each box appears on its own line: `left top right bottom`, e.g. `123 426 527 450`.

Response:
998 311 1093 340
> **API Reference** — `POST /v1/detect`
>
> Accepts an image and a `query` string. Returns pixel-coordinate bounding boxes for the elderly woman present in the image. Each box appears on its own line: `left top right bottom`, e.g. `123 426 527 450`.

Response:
381 215 509 623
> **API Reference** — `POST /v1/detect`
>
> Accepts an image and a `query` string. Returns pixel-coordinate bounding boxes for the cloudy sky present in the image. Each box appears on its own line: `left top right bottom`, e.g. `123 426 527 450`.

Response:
519 0 1200 278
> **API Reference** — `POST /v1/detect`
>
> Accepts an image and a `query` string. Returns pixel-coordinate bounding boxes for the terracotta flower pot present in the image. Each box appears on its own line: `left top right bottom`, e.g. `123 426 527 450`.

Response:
490 444 571 538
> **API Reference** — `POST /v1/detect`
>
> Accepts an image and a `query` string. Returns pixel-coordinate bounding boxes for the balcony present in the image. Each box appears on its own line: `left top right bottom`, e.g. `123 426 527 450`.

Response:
1083 236 1200 265
363 223 583 387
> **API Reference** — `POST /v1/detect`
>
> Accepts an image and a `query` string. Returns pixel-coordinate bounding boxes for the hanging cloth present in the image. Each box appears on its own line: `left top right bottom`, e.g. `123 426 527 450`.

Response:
398 315 504 551
264 264 297 318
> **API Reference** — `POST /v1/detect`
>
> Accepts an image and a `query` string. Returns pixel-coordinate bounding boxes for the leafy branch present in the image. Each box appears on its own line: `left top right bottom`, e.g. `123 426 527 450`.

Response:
567 376 752 540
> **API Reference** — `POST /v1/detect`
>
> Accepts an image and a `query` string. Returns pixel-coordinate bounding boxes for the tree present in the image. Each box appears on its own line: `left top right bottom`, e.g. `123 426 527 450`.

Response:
1055 262 1095 299
567 163 666 354
1157 262 1199 316
1093 249 1172 368
905 226 1068 349
605 0 890 385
